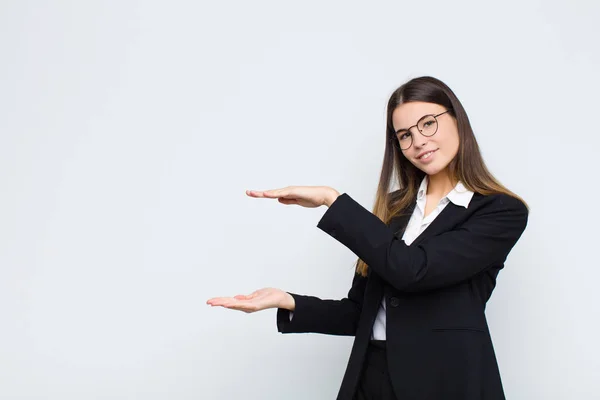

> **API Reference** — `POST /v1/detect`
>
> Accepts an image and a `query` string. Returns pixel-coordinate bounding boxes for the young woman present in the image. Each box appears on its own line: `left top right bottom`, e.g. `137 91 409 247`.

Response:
207 76 529 400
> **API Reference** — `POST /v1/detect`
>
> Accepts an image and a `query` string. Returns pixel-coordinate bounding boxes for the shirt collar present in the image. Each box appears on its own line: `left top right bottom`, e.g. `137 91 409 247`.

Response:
417 176 474 208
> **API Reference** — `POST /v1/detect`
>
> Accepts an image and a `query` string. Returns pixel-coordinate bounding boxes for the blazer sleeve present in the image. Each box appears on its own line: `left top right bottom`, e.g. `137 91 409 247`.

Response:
276 270 367 335
316 193 528 293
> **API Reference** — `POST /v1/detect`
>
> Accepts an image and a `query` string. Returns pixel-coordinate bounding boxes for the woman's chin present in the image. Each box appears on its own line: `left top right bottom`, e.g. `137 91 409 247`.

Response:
419 164 440 175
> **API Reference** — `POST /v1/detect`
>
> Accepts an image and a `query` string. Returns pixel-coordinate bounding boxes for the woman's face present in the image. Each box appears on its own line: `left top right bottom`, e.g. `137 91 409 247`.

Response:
391 101 459 176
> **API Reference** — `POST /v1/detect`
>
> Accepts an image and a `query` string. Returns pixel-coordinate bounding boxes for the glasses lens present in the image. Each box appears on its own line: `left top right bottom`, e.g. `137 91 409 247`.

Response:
397 131 412 150
418 115 437 136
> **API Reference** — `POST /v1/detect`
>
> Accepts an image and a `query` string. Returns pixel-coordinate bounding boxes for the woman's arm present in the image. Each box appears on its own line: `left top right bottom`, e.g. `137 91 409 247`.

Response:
316 193 528 293
276 271 367 336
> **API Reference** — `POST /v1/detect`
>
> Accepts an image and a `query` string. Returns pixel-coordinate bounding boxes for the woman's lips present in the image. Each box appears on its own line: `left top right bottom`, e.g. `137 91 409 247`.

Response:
417 149 438 163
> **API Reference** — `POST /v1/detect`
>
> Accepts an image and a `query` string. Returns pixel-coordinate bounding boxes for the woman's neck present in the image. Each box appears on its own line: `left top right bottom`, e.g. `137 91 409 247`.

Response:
426 171 456 198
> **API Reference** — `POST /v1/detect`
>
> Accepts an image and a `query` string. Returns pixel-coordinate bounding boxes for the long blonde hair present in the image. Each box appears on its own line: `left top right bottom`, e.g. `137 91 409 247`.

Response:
356 76 529 277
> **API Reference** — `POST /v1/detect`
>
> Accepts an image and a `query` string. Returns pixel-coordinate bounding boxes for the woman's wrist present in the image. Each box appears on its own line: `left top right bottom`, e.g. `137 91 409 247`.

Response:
280 292 296 311
324 188 341 207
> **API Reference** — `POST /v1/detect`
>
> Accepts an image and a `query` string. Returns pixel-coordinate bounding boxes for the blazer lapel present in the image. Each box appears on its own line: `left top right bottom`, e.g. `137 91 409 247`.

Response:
387 193 474 248
410 201 471 247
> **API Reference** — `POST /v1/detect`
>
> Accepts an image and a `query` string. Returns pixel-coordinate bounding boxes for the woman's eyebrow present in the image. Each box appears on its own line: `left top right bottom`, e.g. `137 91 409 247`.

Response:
395 122 413 133
394 117 419 133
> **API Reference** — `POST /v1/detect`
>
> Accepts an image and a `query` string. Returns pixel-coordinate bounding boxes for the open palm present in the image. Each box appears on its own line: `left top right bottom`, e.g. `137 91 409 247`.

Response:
246 186 340 208
206 287 292 313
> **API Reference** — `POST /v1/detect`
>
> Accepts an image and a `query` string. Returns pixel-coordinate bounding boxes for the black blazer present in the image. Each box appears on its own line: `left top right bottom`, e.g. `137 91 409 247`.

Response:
276 191 529 400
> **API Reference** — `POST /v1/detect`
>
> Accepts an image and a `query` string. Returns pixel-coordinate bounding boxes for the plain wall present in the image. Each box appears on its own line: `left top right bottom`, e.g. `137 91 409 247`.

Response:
1 1 598 399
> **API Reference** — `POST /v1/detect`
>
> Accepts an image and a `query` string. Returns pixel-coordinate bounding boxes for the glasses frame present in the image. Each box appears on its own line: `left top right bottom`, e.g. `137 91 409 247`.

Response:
394 109 452 150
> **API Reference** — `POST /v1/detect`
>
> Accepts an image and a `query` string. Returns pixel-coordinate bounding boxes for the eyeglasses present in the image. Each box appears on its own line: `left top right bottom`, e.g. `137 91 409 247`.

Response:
394 109 452 150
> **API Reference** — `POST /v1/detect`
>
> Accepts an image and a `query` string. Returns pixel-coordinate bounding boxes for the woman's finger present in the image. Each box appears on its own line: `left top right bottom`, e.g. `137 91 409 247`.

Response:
246 187 294 199
261 188 289 198
262 189 286 199
210 290 258 304
246 190 279 198
206 297 236 306
212 299 240 308
220 299 258 313
246 190 268 198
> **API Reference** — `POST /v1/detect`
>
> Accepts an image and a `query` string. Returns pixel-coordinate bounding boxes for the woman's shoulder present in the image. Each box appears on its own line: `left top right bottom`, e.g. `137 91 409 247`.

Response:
472 191 528 215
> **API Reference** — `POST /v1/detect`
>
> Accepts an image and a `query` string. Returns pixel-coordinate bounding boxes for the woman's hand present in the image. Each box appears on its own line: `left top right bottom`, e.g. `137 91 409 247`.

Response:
206 288 295 313
246 186 340 208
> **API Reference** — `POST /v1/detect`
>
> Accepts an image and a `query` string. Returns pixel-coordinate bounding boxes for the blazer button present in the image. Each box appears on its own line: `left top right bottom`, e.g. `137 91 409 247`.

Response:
389 297 400 307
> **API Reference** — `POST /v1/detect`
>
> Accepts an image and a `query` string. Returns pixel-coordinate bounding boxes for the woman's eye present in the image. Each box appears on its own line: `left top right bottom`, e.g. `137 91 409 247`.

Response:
399 132 410 140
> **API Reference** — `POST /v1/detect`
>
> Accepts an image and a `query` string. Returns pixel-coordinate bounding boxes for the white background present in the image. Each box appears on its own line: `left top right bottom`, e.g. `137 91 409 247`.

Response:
1 1 598 399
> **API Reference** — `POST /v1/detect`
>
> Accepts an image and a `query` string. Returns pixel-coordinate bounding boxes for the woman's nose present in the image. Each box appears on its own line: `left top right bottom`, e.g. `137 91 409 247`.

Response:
410 128 428 148
415 134 428 148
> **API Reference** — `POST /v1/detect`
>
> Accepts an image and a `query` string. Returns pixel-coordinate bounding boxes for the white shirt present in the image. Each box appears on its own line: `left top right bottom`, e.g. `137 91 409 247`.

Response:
370 176 475 340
